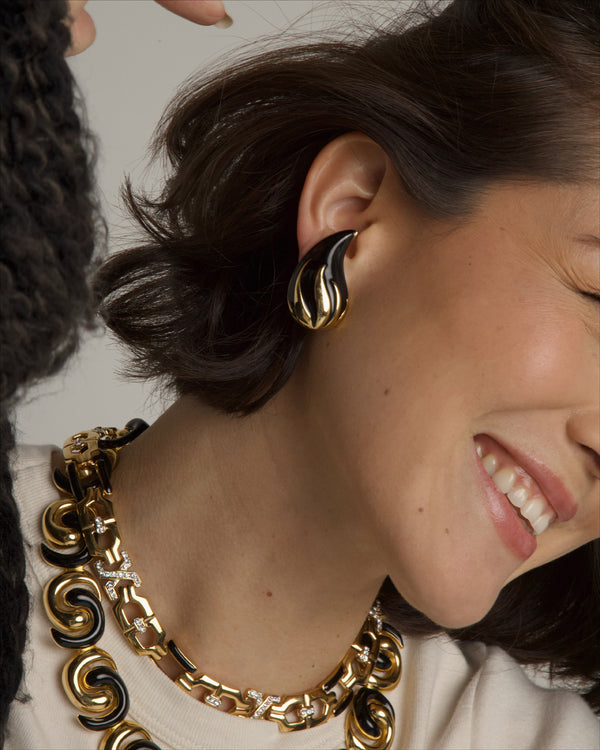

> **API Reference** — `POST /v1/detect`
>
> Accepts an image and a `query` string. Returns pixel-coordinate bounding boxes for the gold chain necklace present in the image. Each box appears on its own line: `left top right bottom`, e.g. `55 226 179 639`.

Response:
41 420 403 750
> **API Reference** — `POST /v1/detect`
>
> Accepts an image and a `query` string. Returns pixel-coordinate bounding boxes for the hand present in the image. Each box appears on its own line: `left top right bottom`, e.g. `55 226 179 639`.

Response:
65 0 229 57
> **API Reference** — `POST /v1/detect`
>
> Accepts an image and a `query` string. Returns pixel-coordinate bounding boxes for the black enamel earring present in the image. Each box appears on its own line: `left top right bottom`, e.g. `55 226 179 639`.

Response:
287 230 357 330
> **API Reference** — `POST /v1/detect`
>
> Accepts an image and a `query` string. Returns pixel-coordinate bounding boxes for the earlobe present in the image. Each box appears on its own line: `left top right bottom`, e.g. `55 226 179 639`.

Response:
296 133 387 259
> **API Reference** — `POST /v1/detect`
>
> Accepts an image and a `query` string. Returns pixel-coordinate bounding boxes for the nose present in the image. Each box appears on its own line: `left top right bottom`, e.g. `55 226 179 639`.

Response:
567 410 600 479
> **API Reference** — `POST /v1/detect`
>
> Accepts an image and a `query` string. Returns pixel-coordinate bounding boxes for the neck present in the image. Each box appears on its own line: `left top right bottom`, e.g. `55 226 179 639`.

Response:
113 391 386 695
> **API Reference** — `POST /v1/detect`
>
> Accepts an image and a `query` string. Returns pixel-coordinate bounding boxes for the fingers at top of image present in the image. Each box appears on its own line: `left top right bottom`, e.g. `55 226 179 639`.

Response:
65 0 230 59
65 0 96 57
153 0 229 26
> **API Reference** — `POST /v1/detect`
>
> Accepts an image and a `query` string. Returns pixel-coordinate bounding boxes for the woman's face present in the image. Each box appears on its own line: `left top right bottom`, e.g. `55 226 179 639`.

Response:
299 179 599 628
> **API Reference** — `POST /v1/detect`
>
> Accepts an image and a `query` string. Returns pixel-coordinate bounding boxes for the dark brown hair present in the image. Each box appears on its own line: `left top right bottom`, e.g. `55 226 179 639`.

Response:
95 0 600 713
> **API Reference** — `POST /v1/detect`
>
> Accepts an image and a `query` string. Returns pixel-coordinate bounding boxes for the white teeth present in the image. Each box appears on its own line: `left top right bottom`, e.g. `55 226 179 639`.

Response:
482 453 498 476
477 446 555 537
507 487 528 509
521 497 546 523
531 513 553 536
492 467 516 494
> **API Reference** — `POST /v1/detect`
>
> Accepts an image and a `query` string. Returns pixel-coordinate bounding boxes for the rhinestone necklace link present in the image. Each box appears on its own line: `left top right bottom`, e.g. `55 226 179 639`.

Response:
41 420 403 750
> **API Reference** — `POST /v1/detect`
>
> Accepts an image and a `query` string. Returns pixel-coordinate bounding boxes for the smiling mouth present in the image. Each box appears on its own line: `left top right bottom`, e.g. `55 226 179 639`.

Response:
474 435 556 537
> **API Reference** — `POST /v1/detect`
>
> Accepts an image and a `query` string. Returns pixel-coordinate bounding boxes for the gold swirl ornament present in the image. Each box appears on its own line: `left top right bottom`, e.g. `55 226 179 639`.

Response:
100 720 156 750
62 647 121 719
345 688 395 750
63 647 131 731
44 570 102 636
42 498 81 549
287 230 356 330
367 632 403 692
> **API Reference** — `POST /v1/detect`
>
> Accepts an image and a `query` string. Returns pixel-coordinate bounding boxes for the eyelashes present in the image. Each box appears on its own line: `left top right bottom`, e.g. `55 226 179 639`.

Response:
581 291 600 305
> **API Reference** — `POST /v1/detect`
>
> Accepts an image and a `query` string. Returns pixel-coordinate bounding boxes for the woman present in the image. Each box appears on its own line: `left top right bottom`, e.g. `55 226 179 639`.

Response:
5 0 600 748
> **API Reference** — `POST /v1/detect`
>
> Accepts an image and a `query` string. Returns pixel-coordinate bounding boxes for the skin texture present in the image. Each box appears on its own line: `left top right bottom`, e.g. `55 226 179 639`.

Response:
111 135 600 694
64 0 227 56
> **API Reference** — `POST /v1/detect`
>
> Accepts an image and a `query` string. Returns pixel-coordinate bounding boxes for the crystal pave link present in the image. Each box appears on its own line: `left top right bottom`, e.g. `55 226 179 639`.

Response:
247 691 282 719
96 552 141 597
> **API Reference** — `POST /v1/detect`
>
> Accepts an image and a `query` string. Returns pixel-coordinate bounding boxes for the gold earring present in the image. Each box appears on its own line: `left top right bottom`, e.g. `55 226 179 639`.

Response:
287 230 357 330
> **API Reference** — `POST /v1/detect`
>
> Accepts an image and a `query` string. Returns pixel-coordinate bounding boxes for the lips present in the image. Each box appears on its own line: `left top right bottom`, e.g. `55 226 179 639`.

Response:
472 434 578 560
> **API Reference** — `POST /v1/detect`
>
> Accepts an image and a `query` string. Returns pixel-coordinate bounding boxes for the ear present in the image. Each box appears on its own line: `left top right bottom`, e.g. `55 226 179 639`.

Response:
296 133 387 261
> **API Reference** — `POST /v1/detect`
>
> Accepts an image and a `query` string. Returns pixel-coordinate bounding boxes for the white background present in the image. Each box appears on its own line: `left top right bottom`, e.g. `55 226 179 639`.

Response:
15 0 408 446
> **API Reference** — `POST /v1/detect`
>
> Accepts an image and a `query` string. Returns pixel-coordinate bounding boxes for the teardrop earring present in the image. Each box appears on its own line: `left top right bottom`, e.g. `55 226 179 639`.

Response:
287 230 357 330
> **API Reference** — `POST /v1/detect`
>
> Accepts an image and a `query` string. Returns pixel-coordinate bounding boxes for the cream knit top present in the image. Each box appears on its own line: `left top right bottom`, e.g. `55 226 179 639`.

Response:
6 445 599 750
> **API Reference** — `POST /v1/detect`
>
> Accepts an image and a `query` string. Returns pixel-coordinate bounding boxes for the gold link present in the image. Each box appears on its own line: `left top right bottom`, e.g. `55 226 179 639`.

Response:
111 584 167 659
268 688 337 731
64 429 117 468
176 672 253 715
64 430 102 471
77 486 121 565
63 429 119 497
331 623 381 696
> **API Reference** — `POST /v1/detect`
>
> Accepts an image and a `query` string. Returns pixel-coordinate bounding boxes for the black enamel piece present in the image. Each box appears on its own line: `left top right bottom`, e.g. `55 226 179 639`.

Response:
51 588 105 649
98 418 149 449
323 664 345 692
41 542 91 569
383 622 404 647
78 667 129 730
353 688 380 738
333 689 354 717
353 687 394 739
376 651 392 671
95 452 113 494
125 741 162 750
167 639 197 673
62 510 78 528
53 468 71 493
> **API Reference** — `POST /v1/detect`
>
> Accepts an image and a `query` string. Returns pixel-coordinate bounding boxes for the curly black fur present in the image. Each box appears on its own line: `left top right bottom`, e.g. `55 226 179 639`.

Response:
0 0 103 739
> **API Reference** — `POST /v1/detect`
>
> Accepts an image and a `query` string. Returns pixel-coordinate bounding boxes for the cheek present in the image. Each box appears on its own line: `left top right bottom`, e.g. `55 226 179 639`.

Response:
457 304 579 403
417 257 587 411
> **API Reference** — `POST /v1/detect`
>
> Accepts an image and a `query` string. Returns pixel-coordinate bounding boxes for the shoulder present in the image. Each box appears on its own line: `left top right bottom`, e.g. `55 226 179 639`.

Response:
10 442 64 598
11 443 61 552
395 632 599 749
11 442 60 497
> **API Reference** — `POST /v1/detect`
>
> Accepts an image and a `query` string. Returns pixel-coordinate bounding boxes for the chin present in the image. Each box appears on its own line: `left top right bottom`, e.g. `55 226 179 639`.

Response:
395 578 501 631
